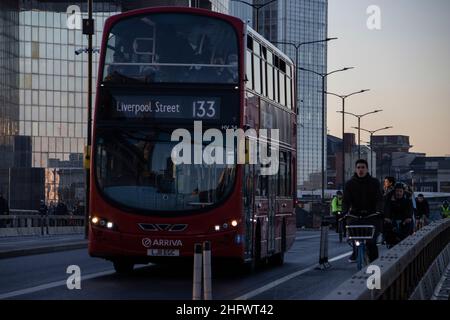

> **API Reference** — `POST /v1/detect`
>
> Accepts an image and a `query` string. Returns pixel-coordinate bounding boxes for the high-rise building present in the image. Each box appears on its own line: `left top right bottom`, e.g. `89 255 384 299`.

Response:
240 0 328 193
0 0 229 210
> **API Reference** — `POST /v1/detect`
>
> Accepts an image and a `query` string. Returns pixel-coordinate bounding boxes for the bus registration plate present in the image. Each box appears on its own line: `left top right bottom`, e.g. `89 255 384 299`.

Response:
147 249 180 256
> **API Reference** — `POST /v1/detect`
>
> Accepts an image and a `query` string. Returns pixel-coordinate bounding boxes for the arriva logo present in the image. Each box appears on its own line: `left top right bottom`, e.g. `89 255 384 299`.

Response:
142 238 183 248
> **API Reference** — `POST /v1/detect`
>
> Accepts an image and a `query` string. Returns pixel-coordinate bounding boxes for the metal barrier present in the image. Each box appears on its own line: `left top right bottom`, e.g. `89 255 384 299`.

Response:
325 218 450 300
0 214 85 236
410 243 450 300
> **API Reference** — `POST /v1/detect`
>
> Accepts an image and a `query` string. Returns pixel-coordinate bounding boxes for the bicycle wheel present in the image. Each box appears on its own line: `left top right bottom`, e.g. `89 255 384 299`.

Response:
338 220 343 243
363 246 370 267
356 245 364 270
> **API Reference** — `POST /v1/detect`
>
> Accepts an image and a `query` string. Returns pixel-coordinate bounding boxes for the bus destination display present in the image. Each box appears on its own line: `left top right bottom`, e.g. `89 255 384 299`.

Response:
111 95 221 120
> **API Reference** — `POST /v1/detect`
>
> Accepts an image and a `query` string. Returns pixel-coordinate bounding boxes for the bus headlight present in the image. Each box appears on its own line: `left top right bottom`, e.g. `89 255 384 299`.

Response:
231 220 238 227
214 225 221 231
91 216 115 230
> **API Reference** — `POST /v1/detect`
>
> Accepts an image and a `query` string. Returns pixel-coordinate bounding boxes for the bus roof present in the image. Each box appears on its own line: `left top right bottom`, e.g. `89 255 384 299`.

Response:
104 6 244 33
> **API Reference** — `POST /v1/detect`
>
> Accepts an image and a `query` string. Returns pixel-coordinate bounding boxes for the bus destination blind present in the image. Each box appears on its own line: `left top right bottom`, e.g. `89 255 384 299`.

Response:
111 95 221 120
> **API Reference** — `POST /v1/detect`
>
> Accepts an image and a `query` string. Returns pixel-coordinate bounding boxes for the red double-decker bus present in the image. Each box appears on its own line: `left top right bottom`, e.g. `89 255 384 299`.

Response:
89 6 297 273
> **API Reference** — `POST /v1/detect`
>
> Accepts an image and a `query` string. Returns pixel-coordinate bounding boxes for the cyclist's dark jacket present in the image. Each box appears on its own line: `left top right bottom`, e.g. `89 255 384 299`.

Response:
415 198 430 218
343 173 383 216
384 195 413 221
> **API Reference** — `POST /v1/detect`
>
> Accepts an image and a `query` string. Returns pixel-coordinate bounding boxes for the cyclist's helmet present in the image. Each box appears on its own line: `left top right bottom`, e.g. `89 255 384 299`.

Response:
336 191 343 196
444 200 449 206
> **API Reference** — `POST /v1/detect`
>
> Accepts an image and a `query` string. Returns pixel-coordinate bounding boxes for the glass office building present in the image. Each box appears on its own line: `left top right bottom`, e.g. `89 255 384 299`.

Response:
251 0 328 192
0 0 229 210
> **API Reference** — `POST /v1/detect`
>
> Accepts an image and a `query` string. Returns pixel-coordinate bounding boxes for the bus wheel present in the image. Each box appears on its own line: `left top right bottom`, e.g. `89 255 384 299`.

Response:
269 252 284 266
112 260 134 274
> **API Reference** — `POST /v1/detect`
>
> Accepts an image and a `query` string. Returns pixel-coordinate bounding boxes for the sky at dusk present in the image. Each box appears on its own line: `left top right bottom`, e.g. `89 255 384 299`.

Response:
327 0 450 156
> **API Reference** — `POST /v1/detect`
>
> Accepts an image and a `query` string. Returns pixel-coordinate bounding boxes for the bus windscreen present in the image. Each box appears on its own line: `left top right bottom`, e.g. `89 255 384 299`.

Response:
95 128 236 213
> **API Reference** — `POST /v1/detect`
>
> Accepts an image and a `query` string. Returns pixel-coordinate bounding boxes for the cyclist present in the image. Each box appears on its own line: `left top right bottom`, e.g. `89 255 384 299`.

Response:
383 176 396 201
384 183 414 247
331 191 344 234
415 194 430 228
441 200 450 219
343 159 384 263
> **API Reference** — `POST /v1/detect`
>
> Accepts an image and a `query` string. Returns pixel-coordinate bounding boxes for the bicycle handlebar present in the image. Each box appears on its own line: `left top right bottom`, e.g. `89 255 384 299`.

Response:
346 212 382 219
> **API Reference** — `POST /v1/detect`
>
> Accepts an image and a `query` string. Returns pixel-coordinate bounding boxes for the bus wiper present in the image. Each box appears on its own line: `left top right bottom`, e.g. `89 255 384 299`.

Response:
187 202 213 206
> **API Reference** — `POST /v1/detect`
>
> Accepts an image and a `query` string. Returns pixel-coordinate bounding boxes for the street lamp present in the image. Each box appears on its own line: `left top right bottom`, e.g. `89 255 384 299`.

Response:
325 89 370 188
409 170 416 192
230 0 278 33
81 0 94 239
352 126 393 175
299 66 354 201
337 109 383 159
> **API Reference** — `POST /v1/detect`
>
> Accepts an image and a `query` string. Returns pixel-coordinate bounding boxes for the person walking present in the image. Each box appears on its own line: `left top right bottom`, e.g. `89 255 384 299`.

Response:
38 200 48 216
0 193 9 227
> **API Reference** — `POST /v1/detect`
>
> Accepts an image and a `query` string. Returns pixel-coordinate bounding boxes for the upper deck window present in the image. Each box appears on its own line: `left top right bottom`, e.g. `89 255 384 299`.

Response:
103 13 238 84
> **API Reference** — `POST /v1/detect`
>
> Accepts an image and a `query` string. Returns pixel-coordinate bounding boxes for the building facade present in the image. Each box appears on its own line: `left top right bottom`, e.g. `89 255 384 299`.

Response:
327 133 376 189
247 0 328 192
371 135 413 183
410 157 450 193
0 0 229 210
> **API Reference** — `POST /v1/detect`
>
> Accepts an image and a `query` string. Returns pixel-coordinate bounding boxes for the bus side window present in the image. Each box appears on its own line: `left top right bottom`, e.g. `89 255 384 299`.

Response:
257 170 268 197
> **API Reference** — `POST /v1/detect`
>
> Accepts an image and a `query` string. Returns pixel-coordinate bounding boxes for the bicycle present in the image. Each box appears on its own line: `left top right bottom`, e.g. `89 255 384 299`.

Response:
346 213 381 271
385 218 412 249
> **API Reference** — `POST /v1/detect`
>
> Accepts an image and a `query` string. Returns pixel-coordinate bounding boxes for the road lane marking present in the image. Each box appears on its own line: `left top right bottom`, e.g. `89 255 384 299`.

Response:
295 234 338 241
0 270 115 299
234 251 353 300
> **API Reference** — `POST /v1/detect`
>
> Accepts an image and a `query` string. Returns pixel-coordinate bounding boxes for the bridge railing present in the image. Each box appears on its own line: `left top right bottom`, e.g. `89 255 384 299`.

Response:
0 211 85 236
325 218 450 300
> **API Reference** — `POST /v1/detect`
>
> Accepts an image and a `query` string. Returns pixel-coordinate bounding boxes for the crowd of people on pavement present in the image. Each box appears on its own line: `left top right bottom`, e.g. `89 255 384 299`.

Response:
37 200 84 216
330 159 450 263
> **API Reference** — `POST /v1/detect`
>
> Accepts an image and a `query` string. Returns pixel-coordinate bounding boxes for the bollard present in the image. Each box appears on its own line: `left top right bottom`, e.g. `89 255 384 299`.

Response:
192 243 203 300
203 241 212 300
318 218 331 269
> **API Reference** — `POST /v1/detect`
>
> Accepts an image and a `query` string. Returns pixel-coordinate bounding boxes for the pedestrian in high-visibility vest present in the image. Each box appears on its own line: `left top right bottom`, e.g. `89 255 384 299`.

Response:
441 200 450 219
331 191 343 233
